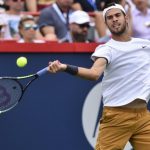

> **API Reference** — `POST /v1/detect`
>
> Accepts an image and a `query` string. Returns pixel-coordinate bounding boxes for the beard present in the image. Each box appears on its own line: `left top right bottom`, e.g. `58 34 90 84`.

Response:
72 33 87 42
108 21 127 36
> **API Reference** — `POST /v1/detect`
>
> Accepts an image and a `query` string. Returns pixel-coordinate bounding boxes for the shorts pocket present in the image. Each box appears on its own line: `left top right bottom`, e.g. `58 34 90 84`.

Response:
100 110 119 124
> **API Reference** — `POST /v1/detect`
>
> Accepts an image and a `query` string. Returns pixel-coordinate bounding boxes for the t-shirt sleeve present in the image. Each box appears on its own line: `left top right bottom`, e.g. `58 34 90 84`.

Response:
38 8 54 28
91 44 112 64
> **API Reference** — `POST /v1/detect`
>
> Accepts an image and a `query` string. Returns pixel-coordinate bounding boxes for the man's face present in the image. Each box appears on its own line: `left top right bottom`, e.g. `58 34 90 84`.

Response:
57 0 73 8
70 23 90 42
132 0 148 11
105 8 128 35
6 0 24 12
20 20 37 40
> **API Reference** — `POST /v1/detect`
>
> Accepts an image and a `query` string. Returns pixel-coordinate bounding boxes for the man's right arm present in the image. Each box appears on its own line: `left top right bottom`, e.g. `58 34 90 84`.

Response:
77 57 107 80
48 58 107 81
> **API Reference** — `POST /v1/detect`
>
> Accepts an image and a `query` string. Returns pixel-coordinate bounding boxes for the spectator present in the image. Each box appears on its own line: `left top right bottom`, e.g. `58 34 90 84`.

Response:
0 0 25 40
73 0 109 42
69 10 90 42
18 15 45 43
131 0 150 40
37 0 73 42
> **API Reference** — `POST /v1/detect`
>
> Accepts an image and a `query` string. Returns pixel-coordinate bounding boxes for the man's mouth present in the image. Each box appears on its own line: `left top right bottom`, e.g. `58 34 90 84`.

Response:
112 23 120 29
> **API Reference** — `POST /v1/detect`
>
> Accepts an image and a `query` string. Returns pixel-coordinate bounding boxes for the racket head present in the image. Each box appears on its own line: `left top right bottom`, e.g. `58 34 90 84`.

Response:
0 67 48 113
0 78 23 113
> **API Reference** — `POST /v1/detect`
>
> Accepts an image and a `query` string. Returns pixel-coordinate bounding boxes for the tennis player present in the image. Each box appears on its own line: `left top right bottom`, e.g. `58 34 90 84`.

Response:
48 3 150 150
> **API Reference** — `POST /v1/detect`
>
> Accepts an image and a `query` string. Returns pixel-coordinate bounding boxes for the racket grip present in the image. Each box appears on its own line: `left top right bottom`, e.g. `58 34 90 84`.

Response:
37 67 48 76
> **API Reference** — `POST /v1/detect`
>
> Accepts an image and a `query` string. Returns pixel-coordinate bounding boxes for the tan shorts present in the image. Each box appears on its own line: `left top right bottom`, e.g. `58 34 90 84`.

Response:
95 106 150 150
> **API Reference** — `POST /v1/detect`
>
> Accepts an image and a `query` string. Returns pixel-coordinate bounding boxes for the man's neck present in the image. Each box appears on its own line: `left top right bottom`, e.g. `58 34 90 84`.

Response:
56 2 69 12
7 9 21 15
112 32 131 42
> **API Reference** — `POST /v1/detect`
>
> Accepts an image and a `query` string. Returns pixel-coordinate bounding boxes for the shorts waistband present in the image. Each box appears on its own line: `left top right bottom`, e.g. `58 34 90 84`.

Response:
103 106 148 113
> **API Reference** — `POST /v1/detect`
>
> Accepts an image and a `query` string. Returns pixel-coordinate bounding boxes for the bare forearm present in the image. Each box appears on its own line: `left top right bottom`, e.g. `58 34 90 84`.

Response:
76 67 101 80
75 58 106 80
48 59 106 81
63 64 101 80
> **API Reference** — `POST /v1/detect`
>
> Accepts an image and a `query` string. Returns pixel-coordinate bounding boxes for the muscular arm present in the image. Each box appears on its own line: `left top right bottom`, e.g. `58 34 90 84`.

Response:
48 58 107 81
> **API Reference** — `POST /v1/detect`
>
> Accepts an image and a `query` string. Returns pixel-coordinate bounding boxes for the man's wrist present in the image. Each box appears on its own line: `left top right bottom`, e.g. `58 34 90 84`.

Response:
64 64 78 75
62 64 67 71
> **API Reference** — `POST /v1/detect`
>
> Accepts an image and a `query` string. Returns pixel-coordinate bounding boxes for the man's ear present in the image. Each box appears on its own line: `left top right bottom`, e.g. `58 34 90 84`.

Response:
124 14 128 20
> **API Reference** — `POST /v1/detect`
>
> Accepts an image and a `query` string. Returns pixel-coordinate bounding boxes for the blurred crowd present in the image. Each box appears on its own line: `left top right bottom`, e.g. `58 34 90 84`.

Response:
0 0 149 43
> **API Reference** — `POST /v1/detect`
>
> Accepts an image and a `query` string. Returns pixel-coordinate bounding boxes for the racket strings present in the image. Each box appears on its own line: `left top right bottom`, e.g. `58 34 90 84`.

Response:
0 79 22 111
0 67 47 113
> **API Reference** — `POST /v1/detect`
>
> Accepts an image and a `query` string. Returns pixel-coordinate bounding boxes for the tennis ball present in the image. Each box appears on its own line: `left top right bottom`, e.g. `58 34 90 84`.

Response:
16 56 27 67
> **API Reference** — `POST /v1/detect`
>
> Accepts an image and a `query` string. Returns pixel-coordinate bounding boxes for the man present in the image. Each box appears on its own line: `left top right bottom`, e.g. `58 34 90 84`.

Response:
69 10 91 42
131 0 150 40
73 0 108 42
37 0 73 42
18 15 45 43
47 3 150 150
1 0 25 39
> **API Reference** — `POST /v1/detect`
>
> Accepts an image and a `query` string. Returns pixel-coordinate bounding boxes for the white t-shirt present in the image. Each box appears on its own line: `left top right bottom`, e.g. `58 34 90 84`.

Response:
91 38 150 106
0 13 21 39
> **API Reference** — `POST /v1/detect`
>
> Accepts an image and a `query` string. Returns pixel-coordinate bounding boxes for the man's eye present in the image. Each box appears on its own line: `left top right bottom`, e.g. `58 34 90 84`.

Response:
107 16 112 20
116 13 121 17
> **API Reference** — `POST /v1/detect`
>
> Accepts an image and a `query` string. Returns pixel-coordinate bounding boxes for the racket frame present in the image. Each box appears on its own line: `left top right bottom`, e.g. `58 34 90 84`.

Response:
0 67 48 113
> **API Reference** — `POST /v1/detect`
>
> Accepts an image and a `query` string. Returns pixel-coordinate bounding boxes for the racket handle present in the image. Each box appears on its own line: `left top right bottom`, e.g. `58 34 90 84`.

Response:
37 67 48 76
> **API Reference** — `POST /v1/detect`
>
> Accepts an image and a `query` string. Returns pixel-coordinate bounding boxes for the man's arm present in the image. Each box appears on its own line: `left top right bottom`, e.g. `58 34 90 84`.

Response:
40 26 57 41
25 0 37 12
48 58 107 81
38 8 58 41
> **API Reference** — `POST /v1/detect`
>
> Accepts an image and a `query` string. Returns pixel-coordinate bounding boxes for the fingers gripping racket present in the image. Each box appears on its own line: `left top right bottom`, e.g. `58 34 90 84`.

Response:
0 67 48 114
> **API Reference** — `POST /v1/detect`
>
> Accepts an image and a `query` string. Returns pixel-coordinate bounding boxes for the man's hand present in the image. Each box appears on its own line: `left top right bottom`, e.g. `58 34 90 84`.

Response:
48 60 67 73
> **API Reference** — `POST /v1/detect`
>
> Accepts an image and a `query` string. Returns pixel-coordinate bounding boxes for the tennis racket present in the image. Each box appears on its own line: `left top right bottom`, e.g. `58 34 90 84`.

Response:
0 67 48 114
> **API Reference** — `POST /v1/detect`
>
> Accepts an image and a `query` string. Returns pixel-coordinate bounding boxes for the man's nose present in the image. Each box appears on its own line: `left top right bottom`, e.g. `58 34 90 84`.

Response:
112 16 118 22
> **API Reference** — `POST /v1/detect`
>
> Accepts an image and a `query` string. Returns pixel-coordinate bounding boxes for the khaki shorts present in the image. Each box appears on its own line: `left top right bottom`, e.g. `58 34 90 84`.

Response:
95 106 150 150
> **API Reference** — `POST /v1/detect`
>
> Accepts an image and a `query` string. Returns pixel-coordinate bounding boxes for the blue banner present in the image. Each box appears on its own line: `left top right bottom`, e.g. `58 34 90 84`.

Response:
0 53 149 150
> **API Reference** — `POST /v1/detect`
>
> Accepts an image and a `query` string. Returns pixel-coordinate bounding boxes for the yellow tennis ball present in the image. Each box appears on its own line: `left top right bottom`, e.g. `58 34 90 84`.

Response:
16 57 27 67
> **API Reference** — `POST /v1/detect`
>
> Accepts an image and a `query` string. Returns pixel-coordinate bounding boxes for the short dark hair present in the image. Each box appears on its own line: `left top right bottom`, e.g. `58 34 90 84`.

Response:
105 2 118 8
105 3 126 18
104 0 122 9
